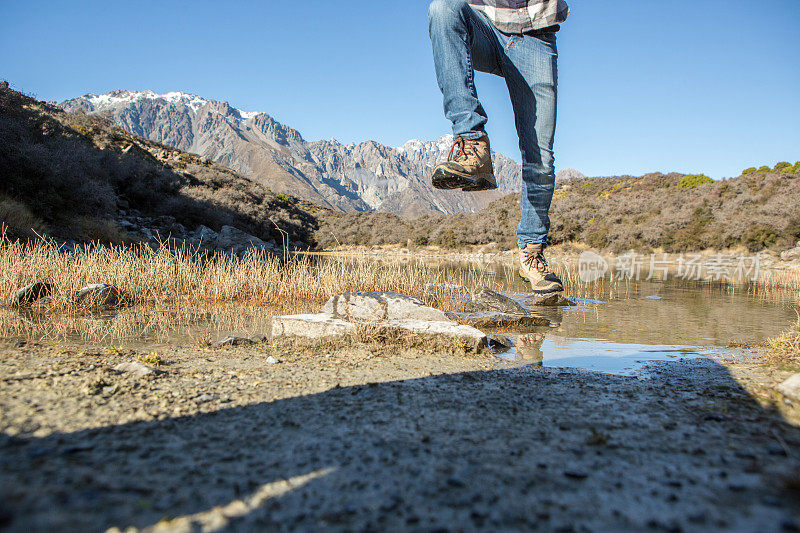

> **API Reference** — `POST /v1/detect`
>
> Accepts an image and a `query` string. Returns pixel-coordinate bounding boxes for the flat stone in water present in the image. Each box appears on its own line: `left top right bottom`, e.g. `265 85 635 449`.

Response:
271 313 487 351
272 314 356 340
321 292 450 323
383 319 487 350
446 311 550 329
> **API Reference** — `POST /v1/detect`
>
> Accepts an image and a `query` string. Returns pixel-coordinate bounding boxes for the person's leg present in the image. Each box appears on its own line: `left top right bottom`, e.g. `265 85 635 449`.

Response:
427 0 503 141
501 33 559 248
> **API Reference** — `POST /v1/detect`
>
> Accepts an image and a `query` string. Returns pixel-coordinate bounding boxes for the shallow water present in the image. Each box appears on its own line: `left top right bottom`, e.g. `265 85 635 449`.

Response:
491 279 798 374
1 258 797 375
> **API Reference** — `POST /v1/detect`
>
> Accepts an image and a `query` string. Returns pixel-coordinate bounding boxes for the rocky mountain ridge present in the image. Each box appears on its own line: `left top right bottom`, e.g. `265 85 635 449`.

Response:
61 90 539 217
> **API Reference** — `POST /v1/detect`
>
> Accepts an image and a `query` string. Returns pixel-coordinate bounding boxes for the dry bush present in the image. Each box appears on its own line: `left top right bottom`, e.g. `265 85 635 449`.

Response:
0 197 47 238
72 217 129 244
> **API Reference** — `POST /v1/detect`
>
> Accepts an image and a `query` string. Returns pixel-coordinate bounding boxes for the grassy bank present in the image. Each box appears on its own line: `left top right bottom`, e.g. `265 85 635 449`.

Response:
0 235 495 311
3 233 798 314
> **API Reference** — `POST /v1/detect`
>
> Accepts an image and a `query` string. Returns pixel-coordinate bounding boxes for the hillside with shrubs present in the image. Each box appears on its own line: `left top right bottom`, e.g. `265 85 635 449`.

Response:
316 165 800 253
0 85 321 247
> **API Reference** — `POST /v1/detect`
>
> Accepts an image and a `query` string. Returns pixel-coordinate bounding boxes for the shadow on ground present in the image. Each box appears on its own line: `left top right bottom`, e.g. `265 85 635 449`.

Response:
2 360 799 531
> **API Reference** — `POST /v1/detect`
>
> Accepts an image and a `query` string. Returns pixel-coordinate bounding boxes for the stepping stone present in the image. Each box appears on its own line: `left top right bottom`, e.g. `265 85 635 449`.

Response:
272 314 356 340
321 292 450 323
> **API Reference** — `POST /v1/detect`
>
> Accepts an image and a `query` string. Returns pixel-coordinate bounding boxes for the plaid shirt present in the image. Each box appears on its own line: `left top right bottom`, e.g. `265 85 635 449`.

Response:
467 0 569 34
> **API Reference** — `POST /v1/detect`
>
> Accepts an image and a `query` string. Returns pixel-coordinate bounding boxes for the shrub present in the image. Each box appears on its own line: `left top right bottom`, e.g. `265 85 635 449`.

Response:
757 166 772 173
774 162 792 172
742 167 757 175
678 174 714 189
0 196 47 238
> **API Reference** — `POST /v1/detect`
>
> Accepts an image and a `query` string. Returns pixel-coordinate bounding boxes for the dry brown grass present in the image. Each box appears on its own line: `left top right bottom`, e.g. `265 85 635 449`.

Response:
760 268 800 292
767 309 800 363
0 234 496 312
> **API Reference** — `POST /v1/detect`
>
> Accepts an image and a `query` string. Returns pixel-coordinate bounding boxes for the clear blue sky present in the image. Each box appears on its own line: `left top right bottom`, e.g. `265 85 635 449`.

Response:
1 0 798 178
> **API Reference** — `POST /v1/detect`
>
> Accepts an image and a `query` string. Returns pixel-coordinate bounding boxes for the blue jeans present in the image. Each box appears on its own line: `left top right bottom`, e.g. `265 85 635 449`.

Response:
428 0 558 248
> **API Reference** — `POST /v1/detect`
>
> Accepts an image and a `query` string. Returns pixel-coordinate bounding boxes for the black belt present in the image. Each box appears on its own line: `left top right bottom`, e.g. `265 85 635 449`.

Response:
526 24 560 35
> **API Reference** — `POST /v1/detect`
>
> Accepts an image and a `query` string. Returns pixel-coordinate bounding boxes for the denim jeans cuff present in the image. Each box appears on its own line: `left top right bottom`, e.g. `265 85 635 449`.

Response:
456 131 488 141
518 240 547 249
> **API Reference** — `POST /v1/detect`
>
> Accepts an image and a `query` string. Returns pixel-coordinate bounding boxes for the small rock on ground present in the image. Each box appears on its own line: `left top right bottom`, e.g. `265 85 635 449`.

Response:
778 373 800 402
214 336 255 347
75 284 124 308
9 282 54 306
113 362 159 378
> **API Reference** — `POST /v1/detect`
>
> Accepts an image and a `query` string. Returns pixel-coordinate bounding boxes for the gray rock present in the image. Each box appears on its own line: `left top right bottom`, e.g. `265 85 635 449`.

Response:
75 284 123 308
215 225 267 254
321 292 450 323
780 244 800 262
195 393 214 403
487 334 513 352
214 336 255 347
524 293 575 307
272 314 356 340
464 287 527 315
170 223 187 236
250 334 268 344
113 362 159 378
777 373 800 402
9 283 54 306
196 225 219 243
266 356 280 364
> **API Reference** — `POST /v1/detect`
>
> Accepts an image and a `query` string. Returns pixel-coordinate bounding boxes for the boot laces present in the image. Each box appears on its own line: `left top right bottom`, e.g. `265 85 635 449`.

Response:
447 136 478 163
523 249 550 275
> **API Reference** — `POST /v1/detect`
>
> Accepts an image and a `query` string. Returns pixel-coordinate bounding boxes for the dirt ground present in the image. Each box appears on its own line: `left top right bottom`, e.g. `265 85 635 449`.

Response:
1 339 799 532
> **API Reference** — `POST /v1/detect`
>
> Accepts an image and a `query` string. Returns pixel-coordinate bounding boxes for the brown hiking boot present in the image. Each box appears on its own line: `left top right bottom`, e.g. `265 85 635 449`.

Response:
432 136 497 192
519 243 564 293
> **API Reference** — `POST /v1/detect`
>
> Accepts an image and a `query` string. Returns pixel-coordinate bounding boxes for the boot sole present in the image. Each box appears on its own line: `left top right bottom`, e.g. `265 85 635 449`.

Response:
432 167 496 192
519 272 563 294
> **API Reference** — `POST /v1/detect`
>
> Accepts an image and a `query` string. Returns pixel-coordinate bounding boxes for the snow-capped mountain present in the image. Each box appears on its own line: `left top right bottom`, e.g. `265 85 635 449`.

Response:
61 90 524 215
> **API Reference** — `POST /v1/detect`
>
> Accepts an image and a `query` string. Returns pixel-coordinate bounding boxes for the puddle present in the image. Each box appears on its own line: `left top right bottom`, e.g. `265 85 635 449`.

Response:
498 338 714 376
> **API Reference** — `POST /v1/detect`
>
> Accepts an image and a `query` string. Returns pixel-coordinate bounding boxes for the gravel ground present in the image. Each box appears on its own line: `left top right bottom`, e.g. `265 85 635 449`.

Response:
1 339 799 532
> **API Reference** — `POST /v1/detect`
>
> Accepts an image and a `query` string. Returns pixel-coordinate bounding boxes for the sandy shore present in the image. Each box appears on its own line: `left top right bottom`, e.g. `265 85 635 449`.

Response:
1 339 799 532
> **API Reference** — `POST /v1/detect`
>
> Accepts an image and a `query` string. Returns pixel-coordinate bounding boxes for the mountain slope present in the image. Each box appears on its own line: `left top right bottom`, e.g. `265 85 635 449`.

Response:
60 90 524 217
